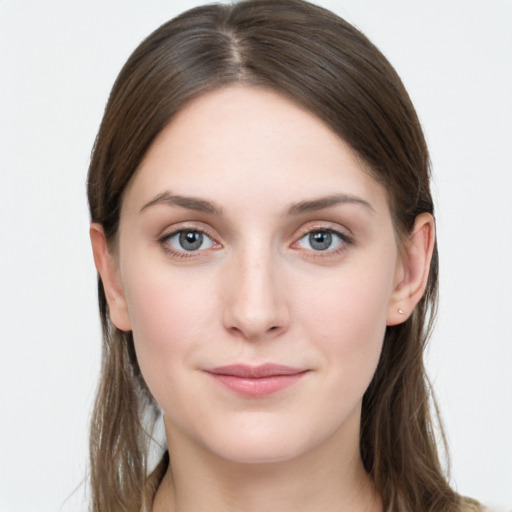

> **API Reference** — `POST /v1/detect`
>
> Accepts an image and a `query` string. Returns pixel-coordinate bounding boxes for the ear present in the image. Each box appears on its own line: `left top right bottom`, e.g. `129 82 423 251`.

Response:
387 213 436 326
89 223 132 331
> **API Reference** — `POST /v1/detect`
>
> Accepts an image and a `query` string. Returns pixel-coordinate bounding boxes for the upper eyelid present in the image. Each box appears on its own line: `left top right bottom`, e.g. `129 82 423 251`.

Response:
158 227 220 258
297 225 346 236
293 221 352 239
158 222 218 240
294 228 350 245
156 220 353 245
157 226 220 254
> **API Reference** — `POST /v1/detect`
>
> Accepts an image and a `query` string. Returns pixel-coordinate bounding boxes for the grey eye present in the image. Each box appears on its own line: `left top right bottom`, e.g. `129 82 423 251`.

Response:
297 230 344 252
179 231 203 251
166 230 214 252
309 231 332 251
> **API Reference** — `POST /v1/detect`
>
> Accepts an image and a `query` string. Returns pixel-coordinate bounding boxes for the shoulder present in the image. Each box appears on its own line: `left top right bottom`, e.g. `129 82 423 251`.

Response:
461 498 508 512
474 503 511 512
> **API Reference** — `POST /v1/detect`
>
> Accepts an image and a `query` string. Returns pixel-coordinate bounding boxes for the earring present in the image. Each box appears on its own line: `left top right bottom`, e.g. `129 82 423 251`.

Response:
397 308 405 315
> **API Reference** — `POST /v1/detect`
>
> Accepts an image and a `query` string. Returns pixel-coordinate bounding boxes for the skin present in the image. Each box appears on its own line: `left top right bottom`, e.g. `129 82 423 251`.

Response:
91 85 435 512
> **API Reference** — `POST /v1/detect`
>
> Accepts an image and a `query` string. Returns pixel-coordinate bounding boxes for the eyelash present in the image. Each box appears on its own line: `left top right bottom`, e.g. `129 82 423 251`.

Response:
157 226 220 260
292 226 353 258
157 225 353 260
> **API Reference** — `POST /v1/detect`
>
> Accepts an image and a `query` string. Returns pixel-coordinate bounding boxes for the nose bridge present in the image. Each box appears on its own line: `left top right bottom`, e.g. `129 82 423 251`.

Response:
222 242 289 341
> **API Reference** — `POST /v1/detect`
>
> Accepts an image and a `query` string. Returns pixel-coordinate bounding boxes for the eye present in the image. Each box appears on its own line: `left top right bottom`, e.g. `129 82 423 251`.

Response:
163 230 216 253
295 229 347 252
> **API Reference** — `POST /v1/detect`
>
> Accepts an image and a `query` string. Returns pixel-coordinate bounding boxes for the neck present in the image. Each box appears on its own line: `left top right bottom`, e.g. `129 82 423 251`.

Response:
152 414 381 512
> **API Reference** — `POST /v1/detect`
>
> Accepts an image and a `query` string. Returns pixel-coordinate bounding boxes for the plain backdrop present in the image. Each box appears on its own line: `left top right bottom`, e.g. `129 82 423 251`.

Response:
1 1 511 511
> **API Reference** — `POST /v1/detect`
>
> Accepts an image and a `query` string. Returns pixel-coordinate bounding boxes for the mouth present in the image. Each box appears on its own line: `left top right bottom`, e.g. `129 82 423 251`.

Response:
203 364 309 397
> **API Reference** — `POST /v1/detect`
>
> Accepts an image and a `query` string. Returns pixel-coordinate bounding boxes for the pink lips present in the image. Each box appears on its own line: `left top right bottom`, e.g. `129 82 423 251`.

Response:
204 364 308 397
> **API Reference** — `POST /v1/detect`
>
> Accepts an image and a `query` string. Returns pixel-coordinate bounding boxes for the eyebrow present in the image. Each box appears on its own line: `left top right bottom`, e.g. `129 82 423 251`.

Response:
139 191 374 217
140 191 223 215
286 194 375 216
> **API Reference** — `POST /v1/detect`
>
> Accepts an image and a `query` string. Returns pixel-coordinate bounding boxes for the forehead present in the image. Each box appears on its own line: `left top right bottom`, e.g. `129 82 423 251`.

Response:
122 85 390 218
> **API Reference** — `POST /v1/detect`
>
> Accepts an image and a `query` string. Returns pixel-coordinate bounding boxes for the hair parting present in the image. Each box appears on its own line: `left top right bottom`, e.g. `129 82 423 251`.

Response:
87 1 478 511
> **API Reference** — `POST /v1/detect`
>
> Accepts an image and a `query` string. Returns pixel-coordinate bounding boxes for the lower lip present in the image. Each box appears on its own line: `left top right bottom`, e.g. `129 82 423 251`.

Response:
207 372 307 397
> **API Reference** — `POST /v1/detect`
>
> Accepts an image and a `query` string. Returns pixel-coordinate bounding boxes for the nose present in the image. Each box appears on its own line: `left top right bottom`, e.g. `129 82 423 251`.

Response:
222 249 290 342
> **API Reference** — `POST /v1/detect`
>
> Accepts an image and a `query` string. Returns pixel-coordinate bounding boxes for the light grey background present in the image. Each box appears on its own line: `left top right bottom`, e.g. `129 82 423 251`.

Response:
1 1 511 511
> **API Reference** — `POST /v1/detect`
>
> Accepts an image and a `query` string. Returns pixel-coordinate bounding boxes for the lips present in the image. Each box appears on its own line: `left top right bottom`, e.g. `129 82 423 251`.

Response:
204 364 309 397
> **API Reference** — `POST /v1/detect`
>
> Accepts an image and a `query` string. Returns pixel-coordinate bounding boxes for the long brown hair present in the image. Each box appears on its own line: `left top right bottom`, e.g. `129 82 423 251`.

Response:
87 1 476 511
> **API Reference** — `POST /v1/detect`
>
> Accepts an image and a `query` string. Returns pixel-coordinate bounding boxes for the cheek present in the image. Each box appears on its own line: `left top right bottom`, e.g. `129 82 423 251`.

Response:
295 258 395 389
122 266 216 407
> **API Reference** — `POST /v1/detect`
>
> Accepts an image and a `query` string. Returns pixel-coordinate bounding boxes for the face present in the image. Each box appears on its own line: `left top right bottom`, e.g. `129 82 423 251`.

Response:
111 86 405 464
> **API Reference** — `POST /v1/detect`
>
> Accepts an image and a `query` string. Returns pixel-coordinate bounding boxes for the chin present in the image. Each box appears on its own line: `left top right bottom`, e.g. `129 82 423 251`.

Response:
194 415 331 465
211 439 307 465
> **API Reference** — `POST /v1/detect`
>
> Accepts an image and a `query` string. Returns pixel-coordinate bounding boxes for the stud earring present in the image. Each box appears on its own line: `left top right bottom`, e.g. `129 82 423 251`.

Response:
397 308 405 315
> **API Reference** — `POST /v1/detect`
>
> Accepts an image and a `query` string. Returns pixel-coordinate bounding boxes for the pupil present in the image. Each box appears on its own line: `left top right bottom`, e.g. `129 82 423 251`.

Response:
309 231 332 251
179 231 203 251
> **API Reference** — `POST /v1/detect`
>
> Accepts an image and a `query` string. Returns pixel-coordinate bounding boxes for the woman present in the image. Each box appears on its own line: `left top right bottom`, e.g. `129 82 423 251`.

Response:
87 1 481 511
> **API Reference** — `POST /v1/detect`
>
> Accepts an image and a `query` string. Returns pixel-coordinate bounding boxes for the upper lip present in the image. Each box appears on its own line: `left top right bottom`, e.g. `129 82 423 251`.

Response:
205 364 307 378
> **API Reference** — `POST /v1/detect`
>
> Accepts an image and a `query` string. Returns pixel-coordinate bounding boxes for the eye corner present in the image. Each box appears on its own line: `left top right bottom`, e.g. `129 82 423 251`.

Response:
291 225 354 257
157 226 222 260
